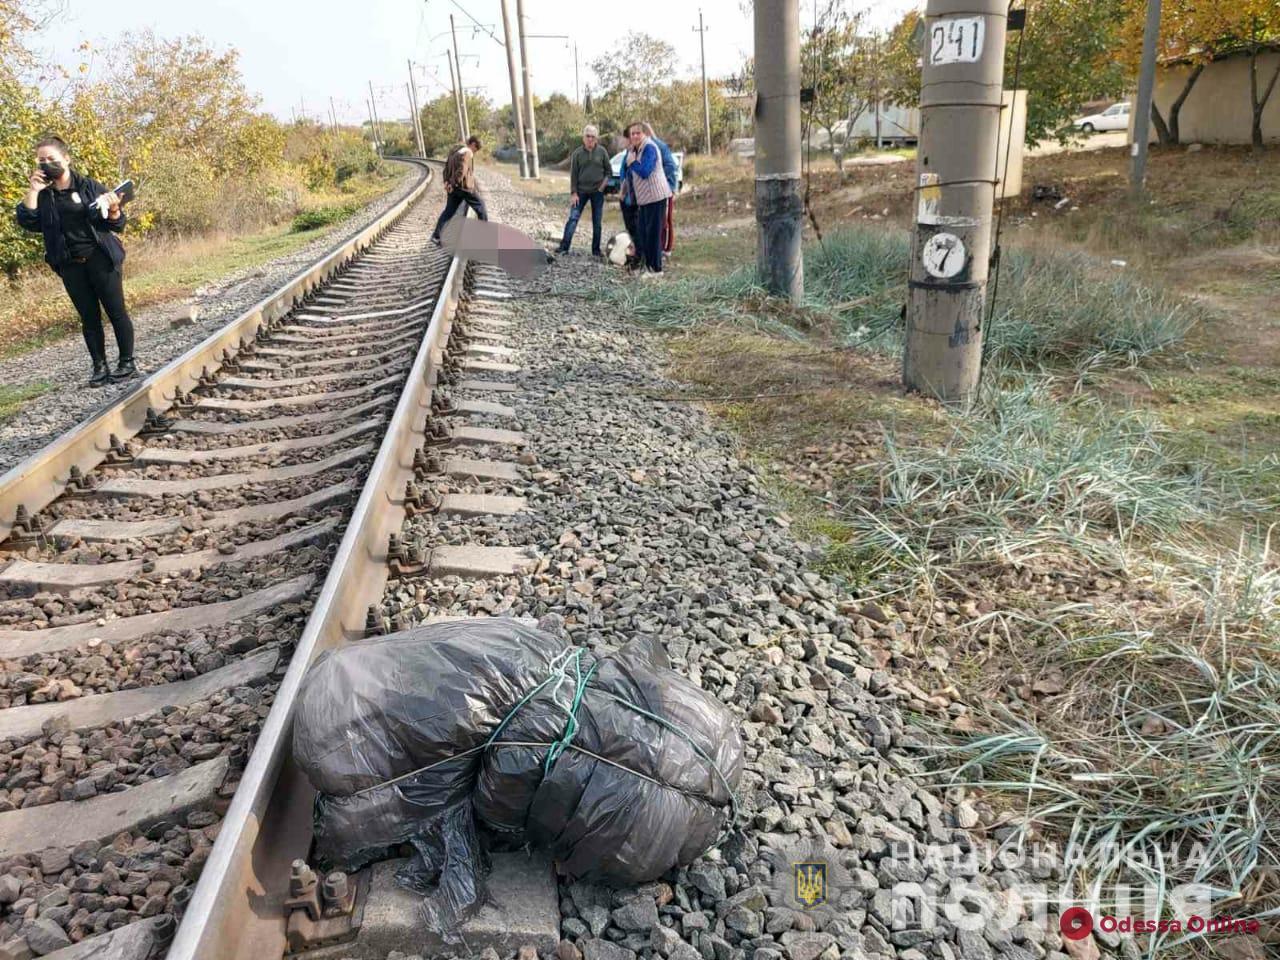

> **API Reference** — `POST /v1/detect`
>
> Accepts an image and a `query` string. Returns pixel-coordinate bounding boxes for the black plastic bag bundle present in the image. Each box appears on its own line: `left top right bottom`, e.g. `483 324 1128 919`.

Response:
292 618 743 936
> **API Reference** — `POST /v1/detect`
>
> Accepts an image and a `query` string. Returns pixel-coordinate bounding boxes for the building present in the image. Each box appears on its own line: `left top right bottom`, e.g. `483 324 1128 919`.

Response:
1153 45 1280 144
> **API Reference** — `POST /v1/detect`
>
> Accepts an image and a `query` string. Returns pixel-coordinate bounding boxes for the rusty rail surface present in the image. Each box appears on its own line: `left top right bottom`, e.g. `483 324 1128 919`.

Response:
164 186 470 960
0 158 434 543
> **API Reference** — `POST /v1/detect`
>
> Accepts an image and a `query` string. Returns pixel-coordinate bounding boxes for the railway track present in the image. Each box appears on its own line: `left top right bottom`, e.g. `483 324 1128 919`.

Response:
0 159 542 960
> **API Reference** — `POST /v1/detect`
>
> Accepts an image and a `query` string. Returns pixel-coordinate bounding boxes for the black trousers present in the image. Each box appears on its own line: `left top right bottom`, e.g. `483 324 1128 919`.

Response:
59 249 134 365
636 200 666 273
431 189 488 240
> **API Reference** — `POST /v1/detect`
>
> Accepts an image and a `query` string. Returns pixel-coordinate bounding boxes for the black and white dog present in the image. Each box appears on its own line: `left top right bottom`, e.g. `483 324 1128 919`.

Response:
605 231 643 271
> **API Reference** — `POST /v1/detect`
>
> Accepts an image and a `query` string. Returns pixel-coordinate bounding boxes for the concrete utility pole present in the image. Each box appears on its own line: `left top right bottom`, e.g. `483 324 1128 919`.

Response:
368 81 384 156
404 69 424 156
499 0 529 177
450 15 471 137
516 0 540 178
407 62 427 155
695 10 712 153
328 97 339 134
902 0 1009 403
754 0 803 303
366 99 379 155
1130 0 1162 198
446 49 466 140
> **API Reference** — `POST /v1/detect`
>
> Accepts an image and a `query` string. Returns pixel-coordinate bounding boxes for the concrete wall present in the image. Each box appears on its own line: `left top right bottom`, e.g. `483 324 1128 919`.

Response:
1154 52 1280 144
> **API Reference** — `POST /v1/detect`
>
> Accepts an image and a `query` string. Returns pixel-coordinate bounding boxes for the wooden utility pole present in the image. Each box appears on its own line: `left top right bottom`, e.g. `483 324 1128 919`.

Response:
446 49 466 140
516 0 540 178
694 10 712 154
902 0 1009 403
499 0 529 177
368 80 384 156
754 0 802 303
450 15 471 137
1130 0 1162 198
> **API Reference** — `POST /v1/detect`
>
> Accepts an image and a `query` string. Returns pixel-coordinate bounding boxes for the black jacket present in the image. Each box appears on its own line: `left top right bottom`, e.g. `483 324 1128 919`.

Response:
14 170 127 271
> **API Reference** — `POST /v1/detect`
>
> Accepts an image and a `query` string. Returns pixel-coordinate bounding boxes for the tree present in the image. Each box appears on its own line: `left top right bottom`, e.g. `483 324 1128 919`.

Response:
590 33 680 105
586 30 734 152
1232 0 1280 148
802 2 874 151
880 1 1129 146
417 92 492 157
880 10 922 109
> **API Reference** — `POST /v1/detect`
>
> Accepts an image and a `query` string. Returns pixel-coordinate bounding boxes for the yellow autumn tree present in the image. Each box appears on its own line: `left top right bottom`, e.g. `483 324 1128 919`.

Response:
1121 0 1280 146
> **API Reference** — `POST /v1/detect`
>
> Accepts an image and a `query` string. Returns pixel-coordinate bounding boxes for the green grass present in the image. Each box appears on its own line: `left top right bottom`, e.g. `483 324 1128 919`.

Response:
588 226 1198 374
0 382 52 422
291 203 361 232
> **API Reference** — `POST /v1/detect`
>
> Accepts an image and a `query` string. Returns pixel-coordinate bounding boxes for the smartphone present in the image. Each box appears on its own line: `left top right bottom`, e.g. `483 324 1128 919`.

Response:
110 179 136 204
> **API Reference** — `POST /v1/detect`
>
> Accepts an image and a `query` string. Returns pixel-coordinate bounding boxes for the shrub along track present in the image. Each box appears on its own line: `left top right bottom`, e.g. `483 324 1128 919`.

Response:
0 159 506 959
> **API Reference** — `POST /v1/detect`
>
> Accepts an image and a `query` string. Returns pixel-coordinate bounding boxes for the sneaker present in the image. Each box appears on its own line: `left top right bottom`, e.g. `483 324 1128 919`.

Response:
109 358 138 382
89 360 110 387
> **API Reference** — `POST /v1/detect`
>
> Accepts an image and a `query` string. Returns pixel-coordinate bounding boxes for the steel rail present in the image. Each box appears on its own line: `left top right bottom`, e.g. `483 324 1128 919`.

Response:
0 158 434 542
165 180 470 960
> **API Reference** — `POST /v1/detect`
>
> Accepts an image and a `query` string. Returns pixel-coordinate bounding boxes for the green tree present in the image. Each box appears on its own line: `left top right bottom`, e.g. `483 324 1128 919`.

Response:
880 1 1128 145
803 2 874 149
417 92 492 157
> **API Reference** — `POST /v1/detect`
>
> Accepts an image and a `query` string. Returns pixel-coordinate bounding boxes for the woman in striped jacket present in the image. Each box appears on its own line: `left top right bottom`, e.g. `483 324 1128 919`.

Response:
620 122 673 275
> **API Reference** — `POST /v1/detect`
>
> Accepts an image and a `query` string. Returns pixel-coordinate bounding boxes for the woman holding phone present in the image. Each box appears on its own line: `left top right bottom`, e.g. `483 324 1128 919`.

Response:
15 136 136 386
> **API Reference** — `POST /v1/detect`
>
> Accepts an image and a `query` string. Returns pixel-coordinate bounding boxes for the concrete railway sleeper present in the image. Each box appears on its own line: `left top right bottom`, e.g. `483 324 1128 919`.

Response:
0 159 557 960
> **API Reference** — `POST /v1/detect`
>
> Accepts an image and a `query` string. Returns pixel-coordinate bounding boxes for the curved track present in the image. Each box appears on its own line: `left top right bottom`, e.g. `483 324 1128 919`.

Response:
0 159 517 959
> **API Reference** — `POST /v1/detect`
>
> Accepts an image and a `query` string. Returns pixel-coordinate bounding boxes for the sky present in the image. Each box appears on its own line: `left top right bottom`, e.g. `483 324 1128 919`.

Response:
32 1 920 126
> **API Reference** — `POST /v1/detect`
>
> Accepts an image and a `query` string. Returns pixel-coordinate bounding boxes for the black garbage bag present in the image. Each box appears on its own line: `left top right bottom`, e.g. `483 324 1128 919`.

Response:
292 618 743 938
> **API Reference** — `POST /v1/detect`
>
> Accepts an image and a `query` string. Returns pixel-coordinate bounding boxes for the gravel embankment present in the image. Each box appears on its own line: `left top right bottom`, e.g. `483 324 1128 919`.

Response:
370 171 1081 960
0 165 425 473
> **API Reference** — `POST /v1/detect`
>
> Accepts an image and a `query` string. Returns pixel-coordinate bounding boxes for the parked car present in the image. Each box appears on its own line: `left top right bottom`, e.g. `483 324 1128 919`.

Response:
1073 102 1130 133
604 149 684 196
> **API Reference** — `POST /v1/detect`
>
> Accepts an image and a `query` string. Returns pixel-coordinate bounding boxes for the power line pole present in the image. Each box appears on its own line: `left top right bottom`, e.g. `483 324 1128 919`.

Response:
407 62 426 156
902 0 1009 403
366 98 379 155
574 42 580 106
499 0 529 178
694 10 712 154
405 79 425 157
328 97 339 134
368 80 384 156
450 15 471 137
516 0 540 178
1130 0 1161 198
446 49 466 141
754 0 803 303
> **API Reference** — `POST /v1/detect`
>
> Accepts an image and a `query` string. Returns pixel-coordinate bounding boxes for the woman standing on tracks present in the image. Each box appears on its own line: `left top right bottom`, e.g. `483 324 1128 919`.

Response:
15 136 136 387
621 122 672 276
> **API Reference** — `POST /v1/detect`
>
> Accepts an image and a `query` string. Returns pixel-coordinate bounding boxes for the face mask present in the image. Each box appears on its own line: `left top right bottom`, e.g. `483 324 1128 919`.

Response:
39 161 65 179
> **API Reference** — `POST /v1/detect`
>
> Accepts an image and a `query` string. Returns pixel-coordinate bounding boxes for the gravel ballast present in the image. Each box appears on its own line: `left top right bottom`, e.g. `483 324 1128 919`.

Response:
366 171 1089 960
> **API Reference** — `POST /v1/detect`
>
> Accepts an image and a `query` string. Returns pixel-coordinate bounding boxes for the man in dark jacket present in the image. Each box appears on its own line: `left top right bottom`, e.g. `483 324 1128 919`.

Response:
556 125 611 256
16 135 135 385
431 136 488 247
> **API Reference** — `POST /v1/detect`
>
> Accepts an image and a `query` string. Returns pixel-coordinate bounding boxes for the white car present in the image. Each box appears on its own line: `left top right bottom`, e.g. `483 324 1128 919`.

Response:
1074 102 1130 133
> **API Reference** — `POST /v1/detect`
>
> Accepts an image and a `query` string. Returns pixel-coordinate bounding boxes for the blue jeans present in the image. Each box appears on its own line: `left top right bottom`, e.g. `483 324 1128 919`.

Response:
431 189 488 241
558 190 604 254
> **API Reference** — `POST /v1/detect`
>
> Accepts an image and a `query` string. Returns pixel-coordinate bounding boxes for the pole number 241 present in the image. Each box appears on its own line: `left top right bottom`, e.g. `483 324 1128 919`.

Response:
930 16 985 65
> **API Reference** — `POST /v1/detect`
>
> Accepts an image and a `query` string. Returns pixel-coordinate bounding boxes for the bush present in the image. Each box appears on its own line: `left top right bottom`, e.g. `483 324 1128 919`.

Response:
290 202 357 232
